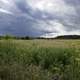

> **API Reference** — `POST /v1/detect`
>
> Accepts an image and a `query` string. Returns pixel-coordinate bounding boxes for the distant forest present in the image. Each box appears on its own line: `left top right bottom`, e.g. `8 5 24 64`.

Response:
55 35 80 39
0 35 80 40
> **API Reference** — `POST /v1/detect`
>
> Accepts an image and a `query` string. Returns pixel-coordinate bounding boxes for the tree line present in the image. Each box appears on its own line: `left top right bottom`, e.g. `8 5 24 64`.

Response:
0 35 80 40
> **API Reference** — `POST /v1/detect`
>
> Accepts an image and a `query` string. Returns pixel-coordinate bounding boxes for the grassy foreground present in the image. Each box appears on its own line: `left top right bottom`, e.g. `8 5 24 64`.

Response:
0 40 80 80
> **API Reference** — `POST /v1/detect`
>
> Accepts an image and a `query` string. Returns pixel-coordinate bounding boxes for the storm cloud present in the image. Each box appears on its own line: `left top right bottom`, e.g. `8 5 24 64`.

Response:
0 0 80 37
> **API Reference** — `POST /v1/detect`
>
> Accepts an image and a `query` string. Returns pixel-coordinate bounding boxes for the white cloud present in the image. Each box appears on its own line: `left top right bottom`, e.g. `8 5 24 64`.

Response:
26 0 80 37
48 21 66 34
27 0 77 16
0 0 22 15
33 20 66 35
0 0 9 4
33 19 80 38
0 8 13 14
0 0 80 37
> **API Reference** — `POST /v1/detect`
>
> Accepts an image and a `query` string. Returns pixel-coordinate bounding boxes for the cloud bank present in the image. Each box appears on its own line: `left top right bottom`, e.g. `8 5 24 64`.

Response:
0 0 80 37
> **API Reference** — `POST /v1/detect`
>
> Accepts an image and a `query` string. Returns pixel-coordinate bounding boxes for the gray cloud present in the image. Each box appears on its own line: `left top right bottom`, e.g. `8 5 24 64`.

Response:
0 0 80 37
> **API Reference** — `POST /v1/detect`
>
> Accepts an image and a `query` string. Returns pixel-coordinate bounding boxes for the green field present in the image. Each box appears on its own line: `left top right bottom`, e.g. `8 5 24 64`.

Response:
0 40 80 80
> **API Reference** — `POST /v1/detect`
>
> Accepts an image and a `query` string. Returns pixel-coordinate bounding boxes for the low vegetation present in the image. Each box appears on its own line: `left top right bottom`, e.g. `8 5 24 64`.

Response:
0 40 80 80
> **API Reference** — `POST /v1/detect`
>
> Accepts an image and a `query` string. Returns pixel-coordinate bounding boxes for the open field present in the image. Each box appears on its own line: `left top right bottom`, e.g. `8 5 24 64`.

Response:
0 40 80 80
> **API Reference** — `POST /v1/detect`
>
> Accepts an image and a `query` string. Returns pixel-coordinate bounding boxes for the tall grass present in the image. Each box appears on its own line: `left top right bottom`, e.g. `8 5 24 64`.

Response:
0 40 80 80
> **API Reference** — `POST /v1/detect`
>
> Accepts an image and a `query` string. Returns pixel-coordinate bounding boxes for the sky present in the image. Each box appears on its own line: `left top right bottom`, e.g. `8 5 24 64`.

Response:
0 0 80 37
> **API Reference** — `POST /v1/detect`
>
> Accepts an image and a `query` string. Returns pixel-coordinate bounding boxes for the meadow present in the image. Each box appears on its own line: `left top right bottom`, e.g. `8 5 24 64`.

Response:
0 39 80 80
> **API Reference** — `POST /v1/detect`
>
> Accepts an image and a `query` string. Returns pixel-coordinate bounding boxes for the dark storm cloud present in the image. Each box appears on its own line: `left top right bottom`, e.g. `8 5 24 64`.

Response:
0 0 80 37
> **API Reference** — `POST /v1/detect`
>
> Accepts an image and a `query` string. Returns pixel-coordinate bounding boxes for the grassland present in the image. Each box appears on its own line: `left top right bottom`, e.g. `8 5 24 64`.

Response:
0 40 80 80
